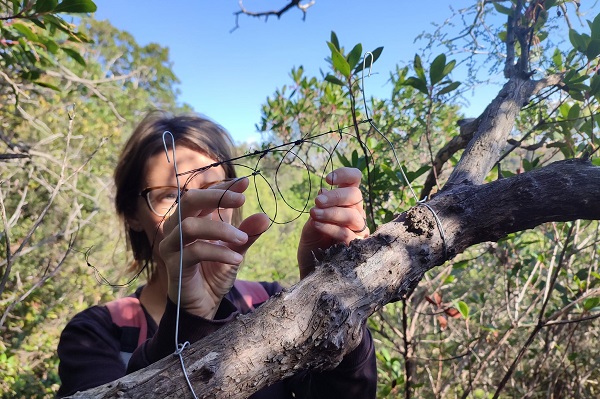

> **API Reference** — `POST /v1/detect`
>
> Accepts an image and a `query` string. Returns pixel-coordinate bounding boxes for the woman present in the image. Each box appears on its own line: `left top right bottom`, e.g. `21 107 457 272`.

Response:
56 111 376 398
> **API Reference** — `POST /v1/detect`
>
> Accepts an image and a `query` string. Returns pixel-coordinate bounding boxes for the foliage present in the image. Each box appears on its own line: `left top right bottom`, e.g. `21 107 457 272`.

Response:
0 2 187 396
1 0 599 398
257 1 600 398
0 0 96 92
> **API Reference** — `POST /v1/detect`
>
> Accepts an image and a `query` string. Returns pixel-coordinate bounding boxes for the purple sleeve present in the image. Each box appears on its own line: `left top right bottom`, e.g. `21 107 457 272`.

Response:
318 326 377 398
126 297 238 373
56 306 125 398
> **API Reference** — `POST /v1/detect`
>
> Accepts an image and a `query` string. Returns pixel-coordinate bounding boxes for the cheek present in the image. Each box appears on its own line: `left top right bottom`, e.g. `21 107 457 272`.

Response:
141 217 166 247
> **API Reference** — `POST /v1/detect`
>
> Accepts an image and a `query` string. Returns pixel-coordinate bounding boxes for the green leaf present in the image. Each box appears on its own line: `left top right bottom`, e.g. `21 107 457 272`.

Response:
326 41 337 55
61 47 86 66
370 46 383 64
493 2 513 15
442 59 456 77
590 75 600 96
413 54 426 82
12 23 39 42
35 0 58 13
71 29 92 43
43 38 59 54
584 297 600 311
567 103 581 121
11 0 19 14
429 53 446 85
457 301 470 319
552 48 563 70
330 31 340 51
586 39 600 60
569 90 585 102
34 80 61 91
592 158 600 166
337 152 351 167
403 76 428 94
569 29 589 53
591 13 600 40
324 74 345 87
437 81 461 95
30 18 45 29
42 14 72 34
331 49 351 78
54 0 97 13
405 165 431 182
354 46 383 74
346 43 363 70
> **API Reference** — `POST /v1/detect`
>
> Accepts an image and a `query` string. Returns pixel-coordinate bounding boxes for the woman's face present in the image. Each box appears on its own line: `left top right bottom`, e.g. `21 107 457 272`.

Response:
128 146 230 264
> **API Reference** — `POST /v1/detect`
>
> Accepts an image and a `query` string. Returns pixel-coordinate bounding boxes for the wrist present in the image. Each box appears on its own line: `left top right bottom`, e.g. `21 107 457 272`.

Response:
167 286 219 319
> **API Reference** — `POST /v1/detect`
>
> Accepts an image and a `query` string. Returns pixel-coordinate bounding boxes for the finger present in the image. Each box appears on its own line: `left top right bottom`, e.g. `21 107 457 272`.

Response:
161 217 248 253
325 167 362 188
177 240 245 269
205 176 249 193
315 186 364 209
311 220 370 244
228 213 271 256
163 185 247 234
187 177 250 218
310 206 366 232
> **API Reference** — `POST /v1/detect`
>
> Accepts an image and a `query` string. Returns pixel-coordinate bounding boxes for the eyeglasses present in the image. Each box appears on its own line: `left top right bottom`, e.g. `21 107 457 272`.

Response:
139 178 238 217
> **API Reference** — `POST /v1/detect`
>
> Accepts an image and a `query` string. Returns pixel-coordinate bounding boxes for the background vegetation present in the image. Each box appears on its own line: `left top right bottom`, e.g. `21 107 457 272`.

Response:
0 1 599 398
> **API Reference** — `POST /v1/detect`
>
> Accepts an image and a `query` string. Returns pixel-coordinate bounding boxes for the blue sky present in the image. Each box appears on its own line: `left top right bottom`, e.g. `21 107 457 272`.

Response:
93 0 496 143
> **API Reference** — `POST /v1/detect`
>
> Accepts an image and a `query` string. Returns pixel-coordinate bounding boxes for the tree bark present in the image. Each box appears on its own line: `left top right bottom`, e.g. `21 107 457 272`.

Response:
68 159 600 398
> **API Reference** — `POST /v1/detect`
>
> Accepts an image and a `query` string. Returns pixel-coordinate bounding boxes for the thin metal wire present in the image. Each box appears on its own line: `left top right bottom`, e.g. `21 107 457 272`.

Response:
162 131 199 399
85 55 449 291
359 52 448 259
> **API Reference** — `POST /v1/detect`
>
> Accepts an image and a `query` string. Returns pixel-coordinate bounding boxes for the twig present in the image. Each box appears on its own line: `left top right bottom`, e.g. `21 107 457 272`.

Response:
231 0 315 32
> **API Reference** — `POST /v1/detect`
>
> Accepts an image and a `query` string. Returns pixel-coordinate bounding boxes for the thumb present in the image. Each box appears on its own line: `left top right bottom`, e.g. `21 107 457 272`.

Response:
229 213 271 256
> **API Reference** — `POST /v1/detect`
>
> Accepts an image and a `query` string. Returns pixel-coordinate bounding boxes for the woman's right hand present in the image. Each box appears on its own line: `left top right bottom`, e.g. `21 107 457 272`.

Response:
159 177 269 319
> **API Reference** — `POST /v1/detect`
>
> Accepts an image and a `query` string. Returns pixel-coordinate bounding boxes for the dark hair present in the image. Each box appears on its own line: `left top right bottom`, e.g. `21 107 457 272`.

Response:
114 110 238 279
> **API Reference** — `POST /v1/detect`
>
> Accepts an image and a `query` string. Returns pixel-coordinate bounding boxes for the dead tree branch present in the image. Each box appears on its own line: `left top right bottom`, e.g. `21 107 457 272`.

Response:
231 0 315 32
67 159 600 399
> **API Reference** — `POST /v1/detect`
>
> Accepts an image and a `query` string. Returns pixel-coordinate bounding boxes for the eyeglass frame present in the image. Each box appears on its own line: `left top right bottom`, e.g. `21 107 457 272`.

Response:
138 177 239 217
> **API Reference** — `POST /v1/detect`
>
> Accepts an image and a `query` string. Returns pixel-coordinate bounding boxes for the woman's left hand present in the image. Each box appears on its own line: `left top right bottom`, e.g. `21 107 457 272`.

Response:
297 167 369 279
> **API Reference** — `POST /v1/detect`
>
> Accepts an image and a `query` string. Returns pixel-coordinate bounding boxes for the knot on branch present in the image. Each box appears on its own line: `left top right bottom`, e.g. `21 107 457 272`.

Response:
300 292 362 371
405 206 435 238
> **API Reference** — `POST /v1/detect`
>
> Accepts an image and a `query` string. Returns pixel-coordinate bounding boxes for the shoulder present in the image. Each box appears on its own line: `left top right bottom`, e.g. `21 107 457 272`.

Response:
56 304 126 397
58 304 117 352
63 304 113 332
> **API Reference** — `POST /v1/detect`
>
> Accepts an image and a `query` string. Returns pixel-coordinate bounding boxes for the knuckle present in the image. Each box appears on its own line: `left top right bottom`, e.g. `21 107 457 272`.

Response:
350 186 362 198
179 218 196 235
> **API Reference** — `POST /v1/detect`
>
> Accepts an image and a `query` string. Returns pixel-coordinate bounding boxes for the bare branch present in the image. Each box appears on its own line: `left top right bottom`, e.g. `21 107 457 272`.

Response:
231 0 315 32
444 73 562 189
420 117 480 200
0 183 12 297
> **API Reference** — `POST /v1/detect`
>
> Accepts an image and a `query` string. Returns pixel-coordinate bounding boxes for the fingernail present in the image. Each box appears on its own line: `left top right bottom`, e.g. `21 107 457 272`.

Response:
313 221 323 229
316 194 328 205
327 172 336 184
235 230 248 243
312 208 323 218
233 252 244 263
